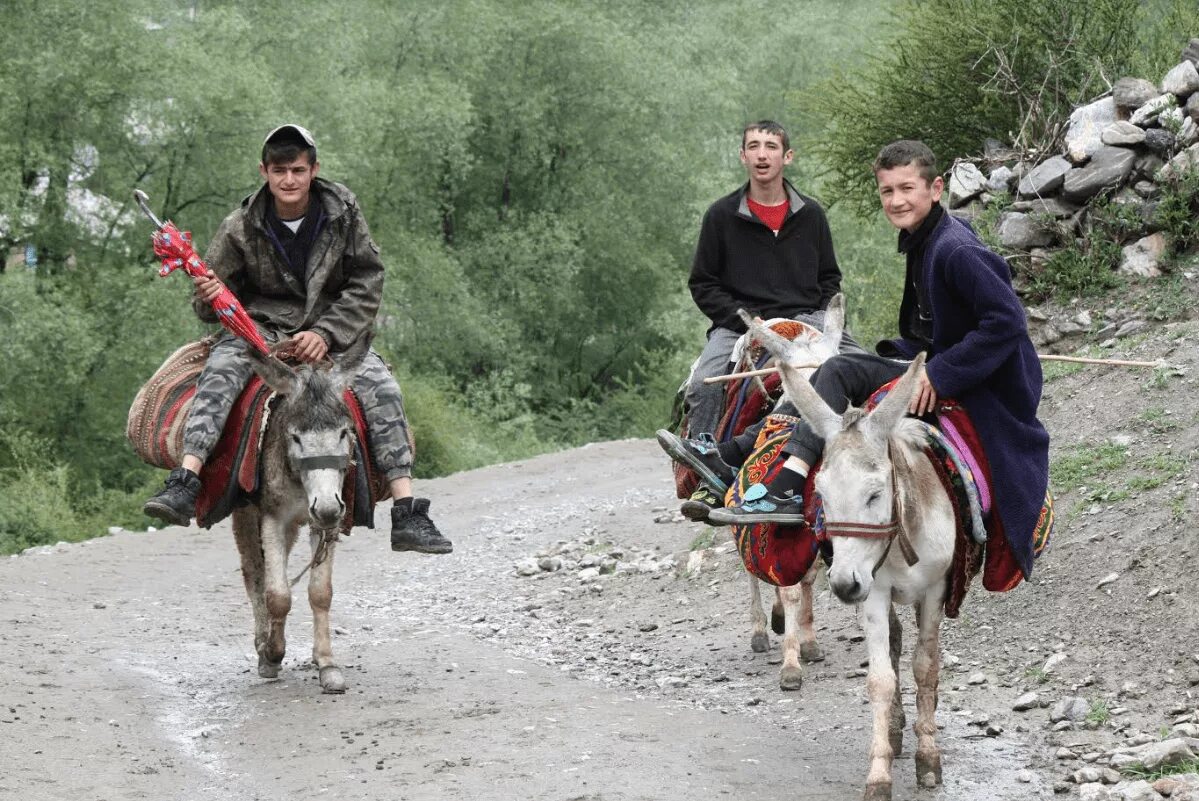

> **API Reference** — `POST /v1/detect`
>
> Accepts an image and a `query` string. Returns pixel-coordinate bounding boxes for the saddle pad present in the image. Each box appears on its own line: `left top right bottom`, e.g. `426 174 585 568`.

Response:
126 337 214 469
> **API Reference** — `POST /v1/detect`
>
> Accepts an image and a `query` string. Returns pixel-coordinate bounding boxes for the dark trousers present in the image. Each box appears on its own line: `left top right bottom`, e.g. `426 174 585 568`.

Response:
723 352 909 468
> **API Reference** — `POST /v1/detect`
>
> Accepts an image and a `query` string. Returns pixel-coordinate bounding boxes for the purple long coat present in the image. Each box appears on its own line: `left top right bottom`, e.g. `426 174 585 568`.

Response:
882 213 1049 578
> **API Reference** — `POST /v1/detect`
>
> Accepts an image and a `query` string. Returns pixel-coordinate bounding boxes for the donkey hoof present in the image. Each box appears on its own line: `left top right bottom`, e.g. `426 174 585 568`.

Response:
779 666 803 692
319 665 346 694
751 632 770 653
862 782 892 801
258 657 283 679
800 642 825 663
915 752 942 788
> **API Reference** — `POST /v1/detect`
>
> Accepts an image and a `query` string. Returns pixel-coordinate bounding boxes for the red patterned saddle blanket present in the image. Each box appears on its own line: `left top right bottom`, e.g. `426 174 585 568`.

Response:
127 339 387 531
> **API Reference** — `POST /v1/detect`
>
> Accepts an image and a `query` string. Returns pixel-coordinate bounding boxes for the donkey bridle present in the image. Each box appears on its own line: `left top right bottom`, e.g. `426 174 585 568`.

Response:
297 454 350 471
819 449 919 575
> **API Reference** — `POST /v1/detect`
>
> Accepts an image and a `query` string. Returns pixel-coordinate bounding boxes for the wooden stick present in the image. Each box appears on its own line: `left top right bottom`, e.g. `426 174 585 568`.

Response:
702 364 819 384
1037 354 1163 368
703 353 1162 384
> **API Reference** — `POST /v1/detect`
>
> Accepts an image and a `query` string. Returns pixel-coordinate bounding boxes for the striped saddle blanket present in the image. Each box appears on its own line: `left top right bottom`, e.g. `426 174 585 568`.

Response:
126 339 385 530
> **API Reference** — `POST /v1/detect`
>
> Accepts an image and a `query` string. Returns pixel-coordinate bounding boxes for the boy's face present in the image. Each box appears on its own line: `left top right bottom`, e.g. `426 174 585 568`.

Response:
259 154 319 217
875 163 942 233
739 130 793 187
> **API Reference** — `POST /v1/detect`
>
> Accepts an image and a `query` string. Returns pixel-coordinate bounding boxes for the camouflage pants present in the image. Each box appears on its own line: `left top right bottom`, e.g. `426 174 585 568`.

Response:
183 332 413 481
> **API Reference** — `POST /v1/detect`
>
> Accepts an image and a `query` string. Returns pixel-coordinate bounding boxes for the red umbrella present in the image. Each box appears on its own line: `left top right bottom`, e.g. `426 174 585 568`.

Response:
133 189 270 354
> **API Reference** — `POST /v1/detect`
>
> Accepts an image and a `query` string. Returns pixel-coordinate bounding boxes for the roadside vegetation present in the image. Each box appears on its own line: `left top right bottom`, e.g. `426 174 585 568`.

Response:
2 0 1197 552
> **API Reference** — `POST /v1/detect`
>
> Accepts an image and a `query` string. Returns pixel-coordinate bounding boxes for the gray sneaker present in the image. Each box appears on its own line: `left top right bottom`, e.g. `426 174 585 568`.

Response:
391 498 453 554
655 429 737 492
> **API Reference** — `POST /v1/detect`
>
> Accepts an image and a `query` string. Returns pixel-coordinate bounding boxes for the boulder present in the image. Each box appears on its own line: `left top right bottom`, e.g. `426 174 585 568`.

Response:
1185 37 1199 66
1120 233 1167 278
1017 156 1073 197
1162 60 1199 98
1101 121 1146 146
1143 127 1177 155
1159 142 1199 181
1135 152 1166 181
1132 180 1159 199
1181 116 1199 148
948 162 987 207
1062 146 1136 201
986 165 1014 193
1188 92 1199 123
997 211 1055 249
1113 77 1160 112
1130 94 1176 126
1065 97 1119 162
1008 197 1082 218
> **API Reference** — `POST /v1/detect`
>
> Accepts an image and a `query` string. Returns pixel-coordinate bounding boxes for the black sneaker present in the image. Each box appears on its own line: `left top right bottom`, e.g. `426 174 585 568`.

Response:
707 483 805 525
391 498 453 554
143 467 201 526
680 485 723 522
655 429 737 493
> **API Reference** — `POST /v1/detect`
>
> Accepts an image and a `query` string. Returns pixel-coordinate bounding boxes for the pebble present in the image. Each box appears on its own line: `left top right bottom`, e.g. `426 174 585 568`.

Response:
1096 572 1120 589
968 672 987 685
1014 692 1041 711
637 622 658 632
1017 769 1035 783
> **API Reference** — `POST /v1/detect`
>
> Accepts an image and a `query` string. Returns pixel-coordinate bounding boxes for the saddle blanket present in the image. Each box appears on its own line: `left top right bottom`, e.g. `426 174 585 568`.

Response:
127 339 387 531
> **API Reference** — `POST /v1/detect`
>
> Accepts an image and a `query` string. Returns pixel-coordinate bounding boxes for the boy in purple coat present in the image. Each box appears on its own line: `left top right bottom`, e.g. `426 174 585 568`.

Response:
660 140 1050 580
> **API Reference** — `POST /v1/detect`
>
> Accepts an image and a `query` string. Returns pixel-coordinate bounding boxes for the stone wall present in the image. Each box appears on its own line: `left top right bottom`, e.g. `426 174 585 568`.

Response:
947 37 1199 282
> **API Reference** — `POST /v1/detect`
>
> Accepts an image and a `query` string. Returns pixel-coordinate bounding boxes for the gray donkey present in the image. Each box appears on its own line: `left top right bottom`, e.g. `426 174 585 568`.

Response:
231 341 366 694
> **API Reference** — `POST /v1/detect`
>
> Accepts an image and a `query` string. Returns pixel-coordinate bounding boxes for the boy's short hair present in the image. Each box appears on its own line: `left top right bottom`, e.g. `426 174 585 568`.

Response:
261 123 317 166
873 140 938 183
742 120 790 152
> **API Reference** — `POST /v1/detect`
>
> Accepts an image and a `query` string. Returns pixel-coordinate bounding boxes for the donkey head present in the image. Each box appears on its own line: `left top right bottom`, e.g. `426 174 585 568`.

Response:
248 344 364 530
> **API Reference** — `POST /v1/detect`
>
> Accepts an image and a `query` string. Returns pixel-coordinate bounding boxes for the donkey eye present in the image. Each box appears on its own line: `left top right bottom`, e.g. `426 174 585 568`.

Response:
291 434 301 445
866 491 881 506
339 430 348 441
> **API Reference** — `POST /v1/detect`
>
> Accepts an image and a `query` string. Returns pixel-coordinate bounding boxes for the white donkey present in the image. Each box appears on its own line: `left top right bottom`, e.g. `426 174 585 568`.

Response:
231 343 364 694
751 323 955 801
739 295 845 690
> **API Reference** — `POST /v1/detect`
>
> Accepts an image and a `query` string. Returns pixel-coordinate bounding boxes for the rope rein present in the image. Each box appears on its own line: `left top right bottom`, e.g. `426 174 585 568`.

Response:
289 527 340 587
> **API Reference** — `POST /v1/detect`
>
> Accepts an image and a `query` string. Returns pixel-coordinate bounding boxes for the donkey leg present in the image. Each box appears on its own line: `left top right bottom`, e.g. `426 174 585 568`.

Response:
888 605 905 756
232 508 269 659
798 565 824 663
778 583 804 691
912 597 945 788
258 515 293 678
860 595 897 801
748 573 770 653
308 531 345 694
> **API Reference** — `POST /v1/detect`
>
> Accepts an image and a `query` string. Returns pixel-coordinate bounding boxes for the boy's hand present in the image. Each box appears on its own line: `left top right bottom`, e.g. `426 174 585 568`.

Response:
290 331 329 363
192 269 225 303
909 366 938 416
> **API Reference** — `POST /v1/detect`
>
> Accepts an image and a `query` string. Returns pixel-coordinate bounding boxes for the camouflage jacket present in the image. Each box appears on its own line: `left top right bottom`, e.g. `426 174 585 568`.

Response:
193 177 383 354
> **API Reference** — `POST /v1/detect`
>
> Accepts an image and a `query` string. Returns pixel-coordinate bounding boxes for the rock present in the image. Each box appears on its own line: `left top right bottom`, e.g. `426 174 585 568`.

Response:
1096 572 1120 589
1144 127 1177 156
1099 768 1122 784
987 165 1014 193
1135 739 1197 771
1078 783 1113 801
1188 92 1199 123
1066 97 1120 162
1160 142 1199 180
1181 116 1199 148
1115 319 1149 337
1175 723 1199 738
1014 692 1041 711
1062 147 1137 201
1051 696 1091 723
537 556 563 572
1045 652 1068 673
1133 180 1160 199
1110 753 1140 771
514 558 541 576
1136 152 1167 180
1130 94 1176 126
1114 77 1161 111
1103 121 1148 146
1162 60 1199 98
998 211 1056 249
948 162 987 207
1017 769 1035 783
1018 156 1073 197
1186 37 1199 66
1120 233 1168 278
1075 767 1103 783
1008 197 1082 218
576 566 600 581
1058 746 1079 760
1116 779 1165 801
1074 310 1093 327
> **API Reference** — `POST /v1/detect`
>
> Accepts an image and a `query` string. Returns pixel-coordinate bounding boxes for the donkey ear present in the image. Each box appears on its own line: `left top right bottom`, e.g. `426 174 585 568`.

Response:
821 294 845 352
866 353 926 440
739 309 806 367
247 347 300 396
329 332 372 390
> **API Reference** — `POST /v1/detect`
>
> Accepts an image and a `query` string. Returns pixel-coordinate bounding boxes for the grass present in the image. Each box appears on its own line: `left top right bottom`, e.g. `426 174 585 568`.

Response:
689 529 716 551
1052 442 1189 512
1135 406 1179 434
1051 443 1129 488
1120 758 1199 782
1086 698 1111 726
1023 666 1049 685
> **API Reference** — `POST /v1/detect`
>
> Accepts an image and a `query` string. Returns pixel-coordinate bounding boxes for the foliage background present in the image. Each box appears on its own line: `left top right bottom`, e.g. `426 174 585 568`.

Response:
1 0 1195 551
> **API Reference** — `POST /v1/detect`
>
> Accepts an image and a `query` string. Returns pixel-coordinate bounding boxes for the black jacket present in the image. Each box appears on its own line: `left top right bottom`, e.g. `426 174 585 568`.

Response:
689 181 842 333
